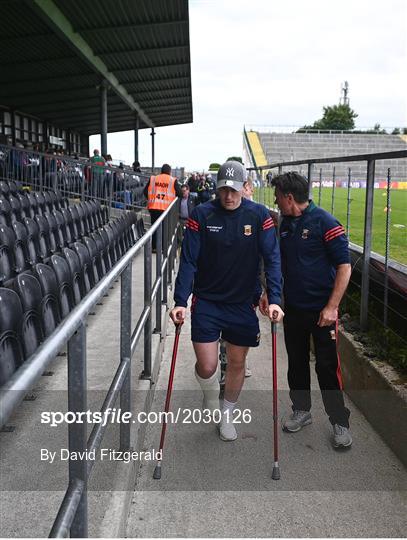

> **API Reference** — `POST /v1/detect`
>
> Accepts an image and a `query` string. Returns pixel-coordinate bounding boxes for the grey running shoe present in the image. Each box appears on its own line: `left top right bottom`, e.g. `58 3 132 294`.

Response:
332 424 352 448
282 410 312 432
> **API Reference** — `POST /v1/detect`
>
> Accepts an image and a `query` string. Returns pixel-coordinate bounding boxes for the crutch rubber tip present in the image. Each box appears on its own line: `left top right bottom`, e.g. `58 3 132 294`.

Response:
272 466 281 480
153 464 162 480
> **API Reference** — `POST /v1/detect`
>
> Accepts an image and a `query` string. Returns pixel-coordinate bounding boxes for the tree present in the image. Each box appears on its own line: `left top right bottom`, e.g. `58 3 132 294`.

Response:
312 103 358 131
392 128 401 135
209 162 221 171
226 156 243 163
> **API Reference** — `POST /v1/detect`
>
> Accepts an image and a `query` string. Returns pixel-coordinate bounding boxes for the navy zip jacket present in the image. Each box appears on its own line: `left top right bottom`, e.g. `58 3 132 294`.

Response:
280 201 350 311
174 198 282 307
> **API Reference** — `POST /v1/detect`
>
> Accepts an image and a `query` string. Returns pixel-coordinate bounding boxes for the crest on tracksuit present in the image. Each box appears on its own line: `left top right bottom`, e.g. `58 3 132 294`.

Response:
244 224 252 236
301 228 310 239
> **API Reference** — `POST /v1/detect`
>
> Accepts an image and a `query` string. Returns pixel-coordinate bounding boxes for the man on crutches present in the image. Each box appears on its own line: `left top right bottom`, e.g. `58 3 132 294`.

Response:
170 160 283 442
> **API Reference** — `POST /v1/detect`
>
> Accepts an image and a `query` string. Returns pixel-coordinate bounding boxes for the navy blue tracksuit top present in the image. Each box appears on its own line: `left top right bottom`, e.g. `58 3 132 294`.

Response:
279 201 351 311
174 198 282 307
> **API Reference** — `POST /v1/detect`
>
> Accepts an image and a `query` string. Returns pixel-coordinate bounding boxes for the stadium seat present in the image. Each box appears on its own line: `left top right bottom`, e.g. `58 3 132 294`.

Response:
60 207 73 244
8 193 22 222
8 181 19 195
16 191 31 219
53 210 68 249
43 212 59 253
93 200 104 228
0 224 16 285
98 228 112 270
50 254 75 318
24 218 42 265
27 192 38 216
62 247 84 304
78 202 90 235
136 218 145 238
82 236 102 283
68 205 81 240
0 180 10 197
48 190 58 212
43 191 53 213
84 201 96 232
0 287 24 385
34 263 61 337
34 192 46 216
12 221 30 274
35 215 52 261
90 231 107 275
75 203 86 237
0 195 12 226
103 224 117 265
72 241 93 292
14 273 44 359
106 222 122 260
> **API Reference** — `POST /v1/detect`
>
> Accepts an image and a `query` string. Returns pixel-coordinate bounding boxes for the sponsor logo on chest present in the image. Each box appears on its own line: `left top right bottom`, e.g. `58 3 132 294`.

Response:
206 225 223 233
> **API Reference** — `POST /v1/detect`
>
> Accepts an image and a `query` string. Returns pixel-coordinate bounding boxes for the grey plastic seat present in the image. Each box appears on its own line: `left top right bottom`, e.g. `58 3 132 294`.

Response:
0 287 24 386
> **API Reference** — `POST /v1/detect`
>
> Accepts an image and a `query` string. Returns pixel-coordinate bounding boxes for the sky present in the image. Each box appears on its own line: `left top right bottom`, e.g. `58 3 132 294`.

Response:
90 0 407 171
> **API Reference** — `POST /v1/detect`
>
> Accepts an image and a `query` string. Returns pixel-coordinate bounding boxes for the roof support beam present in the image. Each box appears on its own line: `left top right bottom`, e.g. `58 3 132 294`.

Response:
29 0 154 127
46 103 192 124
78 20 188 34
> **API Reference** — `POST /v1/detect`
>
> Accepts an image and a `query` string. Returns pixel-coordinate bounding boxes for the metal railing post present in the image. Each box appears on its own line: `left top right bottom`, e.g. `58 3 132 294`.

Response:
346 167 352 237
318 168 322 206
155 222 162 334
67 323 88 538
120 262 132 451
307 163 313 199
383 168 391 327
53 157 58 192
162 215 169 305
39 154 43 191
142 236 152 378
331 166 336 214
360 159 375 330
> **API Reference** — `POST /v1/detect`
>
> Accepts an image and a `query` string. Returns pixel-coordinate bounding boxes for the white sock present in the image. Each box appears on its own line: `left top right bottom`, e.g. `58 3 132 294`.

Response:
222 398 236 416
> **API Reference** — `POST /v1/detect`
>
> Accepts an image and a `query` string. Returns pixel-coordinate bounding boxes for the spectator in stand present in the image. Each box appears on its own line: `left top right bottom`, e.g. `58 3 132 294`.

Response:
187 173 199 201
132 161 141 173
197 174 212 204
206 173 216 198
90 149 106 198
178 183 196 245
143 163 182 251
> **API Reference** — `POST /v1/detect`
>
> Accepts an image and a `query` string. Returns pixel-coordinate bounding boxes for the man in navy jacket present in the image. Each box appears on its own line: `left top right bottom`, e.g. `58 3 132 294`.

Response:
262 171 352 449
170 160 283 442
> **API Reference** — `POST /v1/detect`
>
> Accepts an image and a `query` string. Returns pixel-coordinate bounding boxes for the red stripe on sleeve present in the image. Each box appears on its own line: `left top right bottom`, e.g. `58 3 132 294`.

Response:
263 221 274 230
325 229 345 242
324 225 343 240
186 218 199 232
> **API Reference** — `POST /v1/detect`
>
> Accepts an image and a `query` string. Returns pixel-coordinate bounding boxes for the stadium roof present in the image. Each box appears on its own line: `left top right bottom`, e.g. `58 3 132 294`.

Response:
0 0 193 134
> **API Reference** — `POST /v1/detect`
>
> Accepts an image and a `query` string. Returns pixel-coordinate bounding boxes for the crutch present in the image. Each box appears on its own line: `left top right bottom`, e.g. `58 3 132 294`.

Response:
271 319 280 480
153 322 183 480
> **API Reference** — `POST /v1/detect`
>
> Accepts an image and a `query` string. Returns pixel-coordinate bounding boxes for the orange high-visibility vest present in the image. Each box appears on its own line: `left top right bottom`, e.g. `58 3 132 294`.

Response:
147 174 177 211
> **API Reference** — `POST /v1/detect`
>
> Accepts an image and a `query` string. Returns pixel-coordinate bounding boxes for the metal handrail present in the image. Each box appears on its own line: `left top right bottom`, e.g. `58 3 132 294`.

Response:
0 197 180 537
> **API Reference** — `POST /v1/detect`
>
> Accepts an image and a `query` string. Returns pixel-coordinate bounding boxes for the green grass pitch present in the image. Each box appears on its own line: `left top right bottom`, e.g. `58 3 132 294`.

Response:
255 187 407 264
